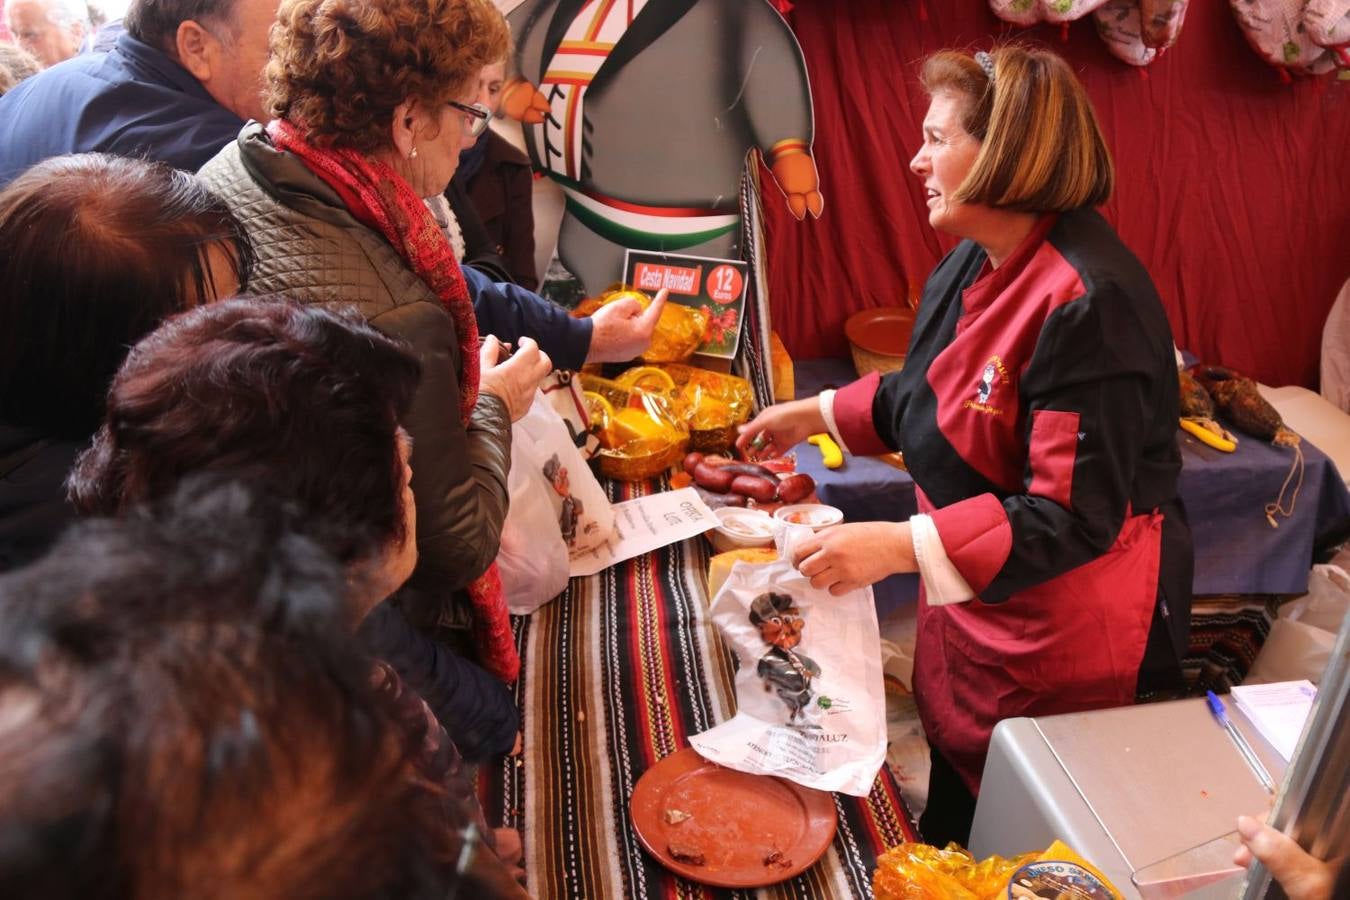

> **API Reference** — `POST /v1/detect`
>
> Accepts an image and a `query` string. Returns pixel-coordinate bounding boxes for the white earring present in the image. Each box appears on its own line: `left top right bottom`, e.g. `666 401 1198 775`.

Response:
409 146 419 160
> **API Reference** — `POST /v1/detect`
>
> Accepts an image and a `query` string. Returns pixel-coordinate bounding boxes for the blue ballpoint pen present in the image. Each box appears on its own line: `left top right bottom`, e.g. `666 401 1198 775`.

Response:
1206 690 1276 794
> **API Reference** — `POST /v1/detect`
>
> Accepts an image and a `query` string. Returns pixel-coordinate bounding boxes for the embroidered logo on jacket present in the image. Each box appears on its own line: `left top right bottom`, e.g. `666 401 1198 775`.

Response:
963 355 1009 416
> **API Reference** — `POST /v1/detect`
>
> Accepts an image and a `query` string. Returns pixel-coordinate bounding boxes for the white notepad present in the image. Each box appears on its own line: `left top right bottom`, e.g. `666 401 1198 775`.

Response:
1230 680 1318 762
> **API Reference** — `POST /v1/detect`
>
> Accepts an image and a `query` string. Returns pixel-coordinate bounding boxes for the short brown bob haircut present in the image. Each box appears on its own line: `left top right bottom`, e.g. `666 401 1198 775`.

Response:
920 45 1114 212
266 0 509 154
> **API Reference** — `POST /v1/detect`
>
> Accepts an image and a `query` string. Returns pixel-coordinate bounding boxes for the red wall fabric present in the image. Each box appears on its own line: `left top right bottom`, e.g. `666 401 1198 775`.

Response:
762 0 1350 388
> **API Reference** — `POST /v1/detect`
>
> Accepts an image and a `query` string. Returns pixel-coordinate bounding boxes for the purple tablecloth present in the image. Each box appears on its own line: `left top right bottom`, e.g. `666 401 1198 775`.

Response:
790 359 1350 604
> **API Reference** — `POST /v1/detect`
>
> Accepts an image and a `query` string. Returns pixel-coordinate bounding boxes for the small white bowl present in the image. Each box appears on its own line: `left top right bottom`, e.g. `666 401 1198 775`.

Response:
708 507 778 552
773 503 843 531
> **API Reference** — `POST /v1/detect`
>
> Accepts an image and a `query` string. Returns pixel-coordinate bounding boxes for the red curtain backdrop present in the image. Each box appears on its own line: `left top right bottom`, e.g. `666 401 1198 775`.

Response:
761 0 1350 389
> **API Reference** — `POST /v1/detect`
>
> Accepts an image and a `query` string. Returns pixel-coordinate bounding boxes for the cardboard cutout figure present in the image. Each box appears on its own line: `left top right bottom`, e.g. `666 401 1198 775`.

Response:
501 0 823 295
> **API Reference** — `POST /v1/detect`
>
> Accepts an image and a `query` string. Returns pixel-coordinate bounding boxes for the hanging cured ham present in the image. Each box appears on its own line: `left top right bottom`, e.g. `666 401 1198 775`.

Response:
989 0 1111 27
1229 0 1339 75
1303 0 1350 66
1094 0 1158 66
1140 0 1190 49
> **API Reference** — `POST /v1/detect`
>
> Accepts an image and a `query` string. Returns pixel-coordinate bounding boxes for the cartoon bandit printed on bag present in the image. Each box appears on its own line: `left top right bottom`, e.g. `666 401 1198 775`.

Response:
749 592 822 722
543 452 596 546
500 0 824 296
690 528 886 796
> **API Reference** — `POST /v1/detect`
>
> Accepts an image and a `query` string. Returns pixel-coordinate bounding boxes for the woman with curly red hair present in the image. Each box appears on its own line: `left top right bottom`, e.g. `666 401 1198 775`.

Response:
200 0 551 682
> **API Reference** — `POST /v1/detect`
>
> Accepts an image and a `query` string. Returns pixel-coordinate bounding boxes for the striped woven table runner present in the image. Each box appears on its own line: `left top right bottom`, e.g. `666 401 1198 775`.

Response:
488 479 917 899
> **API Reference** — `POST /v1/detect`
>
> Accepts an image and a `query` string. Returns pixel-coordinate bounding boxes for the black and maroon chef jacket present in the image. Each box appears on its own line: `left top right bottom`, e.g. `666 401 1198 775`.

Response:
833 208 1193 792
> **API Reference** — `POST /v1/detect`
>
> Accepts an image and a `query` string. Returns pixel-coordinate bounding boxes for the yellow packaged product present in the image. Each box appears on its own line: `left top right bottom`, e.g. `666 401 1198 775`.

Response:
873 840 1122 900
873 843 1035 900
580 373 688 481
657 363 754 453
1011 841 1122 899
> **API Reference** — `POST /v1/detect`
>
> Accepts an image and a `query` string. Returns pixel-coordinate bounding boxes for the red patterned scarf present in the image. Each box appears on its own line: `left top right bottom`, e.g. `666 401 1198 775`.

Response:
269 119 519 683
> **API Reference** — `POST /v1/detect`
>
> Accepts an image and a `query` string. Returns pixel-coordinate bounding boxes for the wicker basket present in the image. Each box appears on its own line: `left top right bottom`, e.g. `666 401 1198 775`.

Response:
598 439 689 482
689 424 737 454
848 345 906 377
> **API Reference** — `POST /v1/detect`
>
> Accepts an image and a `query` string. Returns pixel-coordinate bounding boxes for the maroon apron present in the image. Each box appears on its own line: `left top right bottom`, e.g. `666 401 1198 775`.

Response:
912 492 1163 793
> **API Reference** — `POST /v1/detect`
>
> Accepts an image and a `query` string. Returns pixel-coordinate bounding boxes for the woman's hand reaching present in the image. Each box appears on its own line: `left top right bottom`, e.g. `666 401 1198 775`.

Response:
735 397 827 460
479 336 551 422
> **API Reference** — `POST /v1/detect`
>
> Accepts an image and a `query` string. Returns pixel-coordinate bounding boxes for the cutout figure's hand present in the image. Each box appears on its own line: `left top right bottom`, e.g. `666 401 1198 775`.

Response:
501 78 550 124
770 151 824 220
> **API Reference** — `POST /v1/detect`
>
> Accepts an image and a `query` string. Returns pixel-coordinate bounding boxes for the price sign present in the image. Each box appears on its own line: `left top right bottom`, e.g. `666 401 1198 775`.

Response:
623 250 749 360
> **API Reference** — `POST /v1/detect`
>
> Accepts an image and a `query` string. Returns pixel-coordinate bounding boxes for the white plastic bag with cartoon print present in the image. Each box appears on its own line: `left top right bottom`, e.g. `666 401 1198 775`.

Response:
497 444 569 615
498 392 614 614
690 525 886 796
513 390 613 555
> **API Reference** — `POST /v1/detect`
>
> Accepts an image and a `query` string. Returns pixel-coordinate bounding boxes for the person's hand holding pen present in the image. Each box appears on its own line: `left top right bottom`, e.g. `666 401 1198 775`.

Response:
735 397 826 460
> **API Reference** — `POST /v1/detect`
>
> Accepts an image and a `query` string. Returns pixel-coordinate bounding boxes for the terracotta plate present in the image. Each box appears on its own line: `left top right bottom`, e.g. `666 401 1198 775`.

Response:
629 747 838 888
844 306 916 356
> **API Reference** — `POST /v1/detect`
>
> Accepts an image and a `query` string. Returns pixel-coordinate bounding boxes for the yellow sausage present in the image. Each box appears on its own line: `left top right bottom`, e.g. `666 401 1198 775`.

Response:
807 432 844 468
1179 418 1237 452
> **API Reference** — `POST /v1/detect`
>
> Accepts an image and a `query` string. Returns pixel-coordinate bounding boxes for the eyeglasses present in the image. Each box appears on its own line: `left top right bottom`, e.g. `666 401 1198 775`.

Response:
447 100 491 138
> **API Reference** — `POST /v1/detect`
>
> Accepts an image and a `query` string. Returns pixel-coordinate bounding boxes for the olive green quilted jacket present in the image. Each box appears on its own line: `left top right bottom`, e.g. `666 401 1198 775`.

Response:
199 124 511 631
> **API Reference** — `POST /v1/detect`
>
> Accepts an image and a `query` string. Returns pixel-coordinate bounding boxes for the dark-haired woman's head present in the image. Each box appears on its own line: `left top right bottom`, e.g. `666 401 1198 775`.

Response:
0 481 476 900
0 153 253 439
70 298 423 616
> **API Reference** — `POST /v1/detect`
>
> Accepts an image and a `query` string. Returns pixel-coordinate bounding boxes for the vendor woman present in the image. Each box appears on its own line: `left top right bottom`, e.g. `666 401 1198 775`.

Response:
737 45 1193 846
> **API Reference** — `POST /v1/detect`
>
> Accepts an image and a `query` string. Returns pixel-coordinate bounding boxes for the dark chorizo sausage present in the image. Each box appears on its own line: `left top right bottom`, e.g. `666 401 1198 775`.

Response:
694 485 747 508
729 475 778 502
718 462 778 480
775 473 816 503
692 462 736 493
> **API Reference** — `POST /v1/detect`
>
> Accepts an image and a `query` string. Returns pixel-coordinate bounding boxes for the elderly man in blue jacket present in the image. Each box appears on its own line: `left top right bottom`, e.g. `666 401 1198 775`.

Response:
0 0 660 370
0 0 274 184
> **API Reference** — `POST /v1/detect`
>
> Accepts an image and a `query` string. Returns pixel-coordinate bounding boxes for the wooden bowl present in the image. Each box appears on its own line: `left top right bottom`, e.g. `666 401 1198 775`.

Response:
844 307 915 377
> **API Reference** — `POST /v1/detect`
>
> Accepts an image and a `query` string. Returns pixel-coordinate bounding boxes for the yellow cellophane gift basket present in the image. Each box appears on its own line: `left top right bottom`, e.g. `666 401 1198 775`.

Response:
873 840 1122 900
580 371 689 481
873 843 1036 900
653 363 753 453
571 287 709 364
